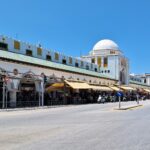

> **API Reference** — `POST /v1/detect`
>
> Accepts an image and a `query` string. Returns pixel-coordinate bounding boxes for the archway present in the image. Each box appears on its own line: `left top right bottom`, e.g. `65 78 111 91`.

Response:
44 74 66 106
17 71 42 107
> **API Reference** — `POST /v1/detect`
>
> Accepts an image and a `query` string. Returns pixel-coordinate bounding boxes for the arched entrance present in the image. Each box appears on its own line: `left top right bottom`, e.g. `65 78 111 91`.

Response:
44 74 66 106
17 71 42 107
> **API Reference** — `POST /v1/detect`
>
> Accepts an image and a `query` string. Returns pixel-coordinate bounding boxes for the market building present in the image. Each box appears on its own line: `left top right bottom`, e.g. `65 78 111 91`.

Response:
81 39 129 85
0 35 149 108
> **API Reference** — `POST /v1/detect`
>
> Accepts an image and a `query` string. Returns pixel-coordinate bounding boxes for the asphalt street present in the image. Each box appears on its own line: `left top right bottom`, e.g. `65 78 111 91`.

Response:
0 101 150 150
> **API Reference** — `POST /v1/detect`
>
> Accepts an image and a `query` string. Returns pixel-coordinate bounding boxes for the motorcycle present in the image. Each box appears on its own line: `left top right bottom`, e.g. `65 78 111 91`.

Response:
97 95 106 104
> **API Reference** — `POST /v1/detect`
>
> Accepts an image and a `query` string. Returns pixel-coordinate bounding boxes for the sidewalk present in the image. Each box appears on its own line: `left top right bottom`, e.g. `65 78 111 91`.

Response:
0 100 150 112
114 104 143 110
114 100 150 110
0 105 73 112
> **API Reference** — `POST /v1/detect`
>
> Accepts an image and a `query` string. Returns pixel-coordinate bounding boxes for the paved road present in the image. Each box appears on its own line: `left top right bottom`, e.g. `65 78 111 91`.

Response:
0 101 150 150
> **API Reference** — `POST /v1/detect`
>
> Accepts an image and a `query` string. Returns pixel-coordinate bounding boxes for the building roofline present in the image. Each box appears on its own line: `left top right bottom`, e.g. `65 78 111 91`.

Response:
0 50 117 81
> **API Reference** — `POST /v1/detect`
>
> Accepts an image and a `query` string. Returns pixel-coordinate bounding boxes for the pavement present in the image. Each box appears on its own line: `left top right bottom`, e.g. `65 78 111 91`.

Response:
0 100 145 112
114 101 143 110
0 105 71 112
0 100 150 150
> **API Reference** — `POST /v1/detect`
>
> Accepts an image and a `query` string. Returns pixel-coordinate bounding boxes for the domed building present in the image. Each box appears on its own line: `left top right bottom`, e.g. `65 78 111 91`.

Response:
93 39 119 50
0 34 150 108
90 39 120 55
82 39 129 84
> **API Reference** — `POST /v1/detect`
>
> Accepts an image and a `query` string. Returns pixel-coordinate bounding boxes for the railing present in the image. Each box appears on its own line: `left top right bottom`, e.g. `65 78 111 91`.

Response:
0 92 150 109
16 101 39 108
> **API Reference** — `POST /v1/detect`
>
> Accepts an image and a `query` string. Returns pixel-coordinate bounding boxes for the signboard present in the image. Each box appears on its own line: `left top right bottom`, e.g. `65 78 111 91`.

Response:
116 91 123 97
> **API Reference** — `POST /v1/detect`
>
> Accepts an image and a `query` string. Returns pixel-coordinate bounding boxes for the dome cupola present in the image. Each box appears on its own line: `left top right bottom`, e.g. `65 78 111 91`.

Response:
93 39 119 51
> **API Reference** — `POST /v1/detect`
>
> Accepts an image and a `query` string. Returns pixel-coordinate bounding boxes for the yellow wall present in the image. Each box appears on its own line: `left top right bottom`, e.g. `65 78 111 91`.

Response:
37 48 42 56
97 57 101 67
14 41 20 50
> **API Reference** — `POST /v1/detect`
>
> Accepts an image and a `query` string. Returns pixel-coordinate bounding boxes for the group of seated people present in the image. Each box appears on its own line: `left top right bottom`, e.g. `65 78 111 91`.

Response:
40 90 150 106
97 91 150 103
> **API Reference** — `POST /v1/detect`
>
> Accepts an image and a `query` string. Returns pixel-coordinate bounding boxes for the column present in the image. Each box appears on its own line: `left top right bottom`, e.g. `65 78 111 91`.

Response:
9 91 17 108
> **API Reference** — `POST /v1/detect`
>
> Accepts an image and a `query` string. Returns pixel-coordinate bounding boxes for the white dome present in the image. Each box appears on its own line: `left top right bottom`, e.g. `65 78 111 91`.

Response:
93 39 119 51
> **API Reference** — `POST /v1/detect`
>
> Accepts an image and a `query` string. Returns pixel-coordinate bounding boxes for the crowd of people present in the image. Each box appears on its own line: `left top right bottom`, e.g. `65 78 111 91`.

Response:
97 91 150 104
44 90 150 106
1 83 150 108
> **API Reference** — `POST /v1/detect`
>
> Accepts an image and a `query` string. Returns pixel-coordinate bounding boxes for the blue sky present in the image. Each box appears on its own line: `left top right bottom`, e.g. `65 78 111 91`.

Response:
0 0 149 74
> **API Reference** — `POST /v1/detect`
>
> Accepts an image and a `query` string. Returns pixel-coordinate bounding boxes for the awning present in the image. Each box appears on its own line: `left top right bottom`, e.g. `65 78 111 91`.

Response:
143 89 150 93
136 88 144 92
51 83 64 88
65 80 91 89
46 82 64 92
109 86 120 91
120 86 136 91
89 85 113 91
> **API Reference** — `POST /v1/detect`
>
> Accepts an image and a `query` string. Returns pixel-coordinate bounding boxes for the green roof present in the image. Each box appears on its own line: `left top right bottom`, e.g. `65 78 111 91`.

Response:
0 50 115 80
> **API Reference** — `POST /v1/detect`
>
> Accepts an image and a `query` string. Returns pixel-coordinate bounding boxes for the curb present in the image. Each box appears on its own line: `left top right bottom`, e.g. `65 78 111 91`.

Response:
0 105 72 112
0 104 93 112
114 104 143 110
